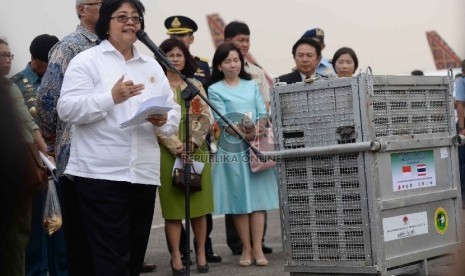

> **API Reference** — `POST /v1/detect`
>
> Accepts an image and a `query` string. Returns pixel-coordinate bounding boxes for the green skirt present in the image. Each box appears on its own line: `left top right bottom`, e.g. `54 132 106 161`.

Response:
158 142 213 219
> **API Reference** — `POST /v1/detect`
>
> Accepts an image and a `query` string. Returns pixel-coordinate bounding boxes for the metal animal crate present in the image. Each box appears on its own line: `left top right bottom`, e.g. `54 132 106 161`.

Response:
270 73 462 275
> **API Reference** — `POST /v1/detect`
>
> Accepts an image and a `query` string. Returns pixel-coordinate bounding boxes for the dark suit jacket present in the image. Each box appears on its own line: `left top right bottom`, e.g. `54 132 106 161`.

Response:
277 71 326 84
276 71 303 84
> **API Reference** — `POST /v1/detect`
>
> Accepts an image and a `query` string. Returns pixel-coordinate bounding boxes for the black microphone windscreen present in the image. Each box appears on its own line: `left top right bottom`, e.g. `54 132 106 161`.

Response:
136 30 146 40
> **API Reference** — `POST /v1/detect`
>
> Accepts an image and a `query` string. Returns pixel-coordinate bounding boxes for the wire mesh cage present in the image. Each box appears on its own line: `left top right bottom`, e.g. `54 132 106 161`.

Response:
366 75 451 139
271 73 461 275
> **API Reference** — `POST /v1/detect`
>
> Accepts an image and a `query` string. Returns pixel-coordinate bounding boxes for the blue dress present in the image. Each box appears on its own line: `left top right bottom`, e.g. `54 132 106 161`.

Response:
208 79 279 214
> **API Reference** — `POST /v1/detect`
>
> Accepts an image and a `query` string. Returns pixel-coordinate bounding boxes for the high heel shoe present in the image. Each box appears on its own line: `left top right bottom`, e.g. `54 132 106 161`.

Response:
196 257 209 273
239 250 253 267
255 258 269 266
239 258 252 267
197 263 209 273
170 260 185 276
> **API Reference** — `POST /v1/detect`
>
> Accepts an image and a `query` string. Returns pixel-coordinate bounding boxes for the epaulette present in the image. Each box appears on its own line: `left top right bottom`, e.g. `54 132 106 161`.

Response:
195 56 209 63
9 73 23 83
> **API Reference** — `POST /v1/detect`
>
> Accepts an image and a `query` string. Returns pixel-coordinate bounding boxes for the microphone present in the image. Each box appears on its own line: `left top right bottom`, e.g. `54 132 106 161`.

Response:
136 30 175 71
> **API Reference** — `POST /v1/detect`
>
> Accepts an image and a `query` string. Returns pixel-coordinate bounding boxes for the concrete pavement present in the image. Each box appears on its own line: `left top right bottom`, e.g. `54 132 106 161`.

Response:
141 194 462 276
142 193 288 276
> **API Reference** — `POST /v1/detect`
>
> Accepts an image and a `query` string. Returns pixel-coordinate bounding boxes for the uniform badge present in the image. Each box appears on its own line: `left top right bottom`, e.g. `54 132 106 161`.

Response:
195 68 205 77
29 107 37 117
171 17 181 28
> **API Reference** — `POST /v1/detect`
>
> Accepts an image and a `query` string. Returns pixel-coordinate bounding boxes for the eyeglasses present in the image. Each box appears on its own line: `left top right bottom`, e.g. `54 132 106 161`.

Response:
0 53 14 61
167 53 184 59
110 15 143 24
83 2 102 6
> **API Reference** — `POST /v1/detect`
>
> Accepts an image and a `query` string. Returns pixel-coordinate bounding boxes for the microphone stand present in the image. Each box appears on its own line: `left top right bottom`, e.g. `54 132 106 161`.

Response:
177 75 270 276
137 31 267 276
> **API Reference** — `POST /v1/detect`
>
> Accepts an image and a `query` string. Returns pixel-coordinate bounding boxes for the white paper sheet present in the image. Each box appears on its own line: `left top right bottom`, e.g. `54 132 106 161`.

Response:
39 152 58 182
172 157 205 176
119 95 173 128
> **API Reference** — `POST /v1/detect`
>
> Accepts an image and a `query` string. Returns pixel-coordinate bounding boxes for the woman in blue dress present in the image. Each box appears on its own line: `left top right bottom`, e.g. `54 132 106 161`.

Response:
208 43 279 267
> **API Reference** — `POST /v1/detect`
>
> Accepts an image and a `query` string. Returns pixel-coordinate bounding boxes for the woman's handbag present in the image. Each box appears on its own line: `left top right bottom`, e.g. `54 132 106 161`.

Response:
27 143 49 191
172 165 202 193
249 123 276 173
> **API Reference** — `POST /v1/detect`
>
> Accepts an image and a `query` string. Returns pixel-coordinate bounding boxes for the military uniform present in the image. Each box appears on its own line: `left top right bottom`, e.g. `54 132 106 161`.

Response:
9 34 68 276
301 27 336 78
10 63 41 123
193 56 211 90
317 57 336 78
164 16 212 90
11 66 69 276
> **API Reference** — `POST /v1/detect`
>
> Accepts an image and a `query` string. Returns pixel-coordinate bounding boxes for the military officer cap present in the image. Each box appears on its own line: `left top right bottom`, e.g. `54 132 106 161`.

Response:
29 34 59 62
164 15 198 35
301 28 325 44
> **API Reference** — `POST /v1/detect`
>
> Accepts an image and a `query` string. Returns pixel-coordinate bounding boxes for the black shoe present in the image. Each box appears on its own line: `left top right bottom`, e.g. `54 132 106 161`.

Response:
140 262 157 273
262 244 273 254
197 263 209 273
181 254 193 266
196 257 210 273
206 252 222 263
170 260 185 276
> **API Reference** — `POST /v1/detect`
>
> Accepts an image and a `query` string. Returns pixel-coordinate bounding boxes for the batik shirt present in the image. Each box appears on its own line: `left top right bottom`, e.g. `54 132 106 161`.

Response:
36 25 99 177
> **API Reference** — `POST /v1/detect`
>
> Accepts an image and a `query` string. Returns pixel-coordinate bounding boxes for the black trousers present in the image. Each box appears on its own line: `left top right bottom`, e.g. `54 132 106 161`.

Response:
225 212 268 251
60 176 94 276
74 177 156 276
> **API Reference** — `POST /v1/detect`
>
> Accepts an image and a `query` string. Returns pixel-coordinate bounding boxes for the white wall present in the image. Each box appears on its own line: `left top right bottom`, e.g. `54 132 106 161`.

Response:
1 0 464 76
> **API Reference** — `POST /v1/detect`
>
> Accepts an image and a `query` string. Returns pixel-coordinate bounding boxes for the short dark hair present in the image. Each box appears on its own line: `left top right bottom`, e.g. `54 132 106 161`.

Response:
332 47 359 74
96 0 145 40
292 38 321 57
159 38 196 77
29 34 59 62
209 42 251 86
461 59 465 71
411 69 424 76
224 21 250 39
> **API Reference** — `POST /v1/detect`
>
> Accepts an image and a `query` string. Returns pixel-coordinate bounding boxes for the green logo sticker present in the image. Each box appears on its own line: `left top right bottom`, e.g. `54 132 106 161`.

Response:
434 207 448 234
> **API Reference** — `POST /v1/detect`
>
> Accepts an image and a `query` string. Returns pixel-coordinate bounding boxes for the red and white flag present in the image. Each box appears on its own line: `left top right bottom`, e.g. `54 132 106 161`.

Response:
402 165 412 176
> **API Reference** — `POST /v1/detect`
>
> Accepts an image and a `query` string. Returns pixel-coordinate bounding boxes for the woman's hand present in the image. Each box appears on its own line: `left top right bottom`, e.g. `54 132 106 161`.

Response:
147 113 168 127
173 140 184 155
183 139 197 154
239 124 256 141
255 119 268 138
225 124 256 140
111 75 144 104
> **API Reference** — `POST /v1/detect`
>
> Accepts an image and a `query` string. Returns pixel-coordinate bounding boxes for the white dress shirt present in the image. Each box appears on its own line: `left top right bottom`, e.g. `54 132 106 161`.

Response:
57 40 181 185
245 61 270 103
